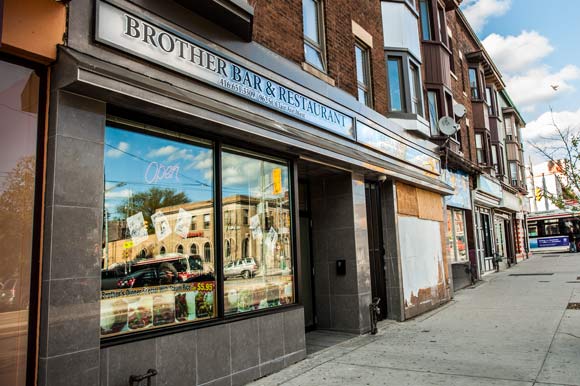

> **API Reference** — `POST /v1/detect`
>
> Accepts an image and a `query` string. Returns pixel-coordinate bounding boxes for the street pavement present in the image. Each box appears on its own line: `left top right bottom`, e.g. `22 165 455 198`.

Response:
249 253 580 386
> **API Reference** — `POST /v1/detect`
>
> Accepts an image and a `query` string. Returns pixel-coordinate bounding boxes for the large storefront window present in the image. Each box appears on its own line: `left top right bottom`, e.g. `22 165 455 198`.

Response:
0 59 40 386
101 126 296 338
446 208 468 263
222 150 294 315
101 126 216 337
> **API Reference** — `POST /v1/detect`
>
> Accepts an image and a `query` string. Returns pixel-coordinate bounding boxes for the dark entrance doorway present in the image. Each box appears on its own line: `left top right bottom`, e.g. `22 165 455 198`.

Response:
365 182 387 319
299 181 316 330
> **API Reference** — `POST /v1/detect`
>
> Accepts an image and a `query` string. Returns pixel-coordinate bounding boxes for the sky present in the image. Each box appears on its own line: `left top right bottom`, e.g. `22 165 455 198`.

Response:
461 0 580 164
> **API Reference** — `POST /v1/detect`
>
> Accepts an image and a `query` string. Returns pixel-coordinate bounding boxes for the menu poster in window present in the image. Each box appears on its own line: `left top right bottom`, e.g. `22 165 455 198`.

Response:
127 212 148 245
250 214 262 240
101 281 216 336
174 208 192 238
152 212 172 241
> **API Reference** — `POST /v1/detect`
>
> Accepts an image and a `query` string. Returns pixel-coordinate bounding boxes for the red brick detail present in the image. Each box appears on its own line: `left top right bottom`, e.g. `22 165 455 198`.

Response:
251 0 388 114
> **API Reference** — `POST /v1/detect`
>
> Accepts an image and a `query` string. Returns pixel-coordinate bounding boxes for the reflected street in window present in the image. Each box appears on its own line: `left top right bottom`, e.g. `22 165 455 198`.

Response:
221 150 294 315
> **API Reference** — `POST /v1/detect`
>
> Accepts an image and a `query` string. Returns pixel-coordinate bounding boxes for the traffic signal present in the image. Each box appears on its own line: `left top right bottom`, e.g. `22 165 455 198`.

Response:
535 187 542 202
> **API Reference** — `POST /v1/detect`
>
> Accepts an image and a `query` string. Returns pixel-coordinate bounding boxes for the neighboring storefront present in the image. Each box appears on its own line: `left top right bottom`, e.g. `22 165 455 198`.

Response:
442 169 473 290
37 1 454 385
497 189 525 266
0 1 66 385
474 175 503 274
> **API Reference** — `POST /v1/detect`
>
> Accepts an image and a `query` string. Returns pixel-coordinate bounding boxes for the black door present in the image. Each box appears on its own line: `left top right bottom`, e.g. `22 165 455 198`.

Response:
299 182 316 329
365 182 388 319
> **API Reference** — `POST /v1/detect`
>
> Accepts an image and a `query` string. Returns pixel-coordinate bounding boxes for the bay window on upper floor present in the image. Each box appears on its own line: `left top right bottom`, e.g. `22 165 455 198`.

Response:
409 63 423 116
427 90 439 136
418 0 448 45
469 67 480 99
505 115 514 140
509 161 520 187
386 53 424 118
302 0 327 72
485 86 499 116
475 132 486 165
387 56 405 112
419 0 433 40
491 144 505 176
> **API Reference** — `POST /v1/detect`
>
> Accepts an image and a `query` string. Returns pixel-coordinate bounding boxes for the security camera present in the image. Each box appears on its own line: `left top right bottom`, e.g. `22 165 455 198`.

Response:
378 175 387 183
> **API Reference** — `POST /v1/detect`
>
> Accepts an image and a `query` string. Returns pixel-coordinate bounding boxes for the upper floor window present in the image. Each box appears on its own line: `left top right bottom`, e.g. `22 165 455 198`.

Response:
468 68 480 99
409 63 423 116
485 87 492 115
427 90 439 136
448 37 455 74
303 0 326 72
419 0 433 40
388 56 405 112
355 41 373 107
475 133 485 164
437 5 447 45
386 54 424 118
491 145 499 174
509 161 519 187
505 117 514 137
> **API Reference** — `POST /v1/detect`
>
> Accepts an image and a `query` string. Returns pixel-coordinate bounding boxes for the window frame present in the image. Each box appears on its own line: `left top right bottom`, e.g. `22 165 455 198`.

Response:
427 90 440 136
385 52 424 117
475 132 485 164
409 62 423 116
302 0 327 72
419 0 434 41
100 119 300 346
354 39 373 108
468 67 480 99
509 161 519 187
387 55 406 112
448 36 455 74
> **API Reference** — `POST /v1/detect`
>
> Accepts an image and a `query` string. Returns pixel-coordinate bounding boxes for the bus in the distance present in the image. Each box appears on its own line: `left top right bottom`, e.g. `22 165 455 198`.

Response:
527 210 580 253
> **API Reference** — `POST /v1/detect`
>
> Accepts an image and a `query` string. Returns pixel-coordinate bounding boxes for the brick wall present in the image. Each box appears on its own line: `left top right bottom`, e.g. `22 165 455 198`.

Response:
251 0 388 113
447 10 478 164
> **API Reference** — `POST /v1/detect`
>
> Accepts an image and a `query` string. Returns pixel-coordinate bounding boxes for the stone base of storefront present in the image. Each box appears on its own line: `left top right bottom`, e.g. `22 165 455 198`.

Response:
98 308 305 386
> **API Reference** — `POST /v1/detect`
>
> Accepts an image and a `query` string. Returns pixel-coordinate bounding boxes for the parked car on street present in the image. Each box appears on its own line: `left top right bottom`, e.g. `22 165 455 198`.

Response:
224 258 258 280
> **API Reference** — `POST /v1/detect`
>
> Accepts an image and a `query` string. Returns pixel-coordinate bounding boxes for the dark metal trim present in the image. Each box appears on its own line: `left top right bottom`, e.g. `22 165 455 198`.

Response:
214 141 224 319
290 160 300 308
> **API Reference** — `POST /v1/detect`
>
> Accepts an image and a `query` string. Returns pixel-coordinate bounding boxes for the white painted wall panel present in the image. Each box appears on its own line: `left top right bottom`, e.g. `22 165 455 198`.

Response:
398 215 444 306
381 2 421 60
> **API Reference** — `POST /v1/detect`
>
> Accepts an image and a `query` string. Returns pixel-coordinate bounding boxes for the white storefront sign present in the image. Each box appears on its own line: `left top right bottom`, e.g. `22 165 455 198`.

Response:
96 1 354 138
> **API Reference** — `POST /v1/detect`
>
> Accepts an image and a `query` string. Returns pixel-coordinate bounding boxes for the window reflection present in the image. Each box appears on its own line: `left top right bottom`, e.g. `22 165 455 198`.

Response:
388 57 404 111
101 126 216 337
221 150 294 315
0 60 39 386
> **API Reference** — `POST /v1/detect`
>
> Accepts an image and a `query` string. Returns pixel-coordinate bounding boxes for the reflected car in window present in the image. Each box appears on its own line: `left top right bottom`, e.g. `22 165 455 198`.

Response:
224 258 258 280
117 268 159 288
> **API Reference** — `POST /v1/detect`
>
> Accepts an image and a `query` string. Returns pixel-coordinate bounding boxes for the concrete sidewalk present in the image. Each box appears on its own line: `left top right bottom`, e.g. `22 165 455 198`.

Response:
249 253 580 386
